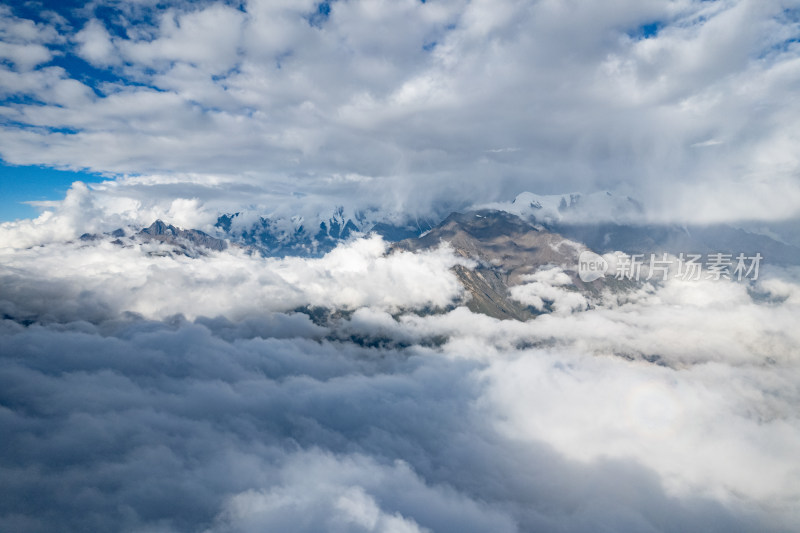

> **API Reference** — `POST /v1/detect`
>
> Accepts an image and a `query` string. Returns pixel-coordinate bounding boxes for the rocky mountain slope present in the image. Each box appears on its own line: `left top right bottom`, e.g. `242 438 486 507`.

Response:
393 210 601 320
79 221 228 257
73 198 799 322
482 191 800 265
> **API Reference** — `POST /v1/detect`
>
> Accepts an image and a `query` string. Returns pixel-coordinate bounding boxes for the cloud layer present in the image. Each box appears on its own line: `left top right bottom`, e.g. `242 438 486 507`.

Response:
3 2 800 531
2 233 800 532
1 0 800 222
0 233 470 321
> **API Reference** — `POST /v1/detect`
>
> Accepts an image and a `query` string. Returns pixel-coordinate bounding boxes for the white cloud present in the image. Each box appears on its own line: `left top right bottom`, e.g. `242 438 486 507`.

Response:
75 19 117 66
0 41 51 70
508 267 589 314
0 0 798 222
2 266 799 531
119 5 245 74
479 346 800 510
1 3 800 531
210 454 443 533
0 232 470 321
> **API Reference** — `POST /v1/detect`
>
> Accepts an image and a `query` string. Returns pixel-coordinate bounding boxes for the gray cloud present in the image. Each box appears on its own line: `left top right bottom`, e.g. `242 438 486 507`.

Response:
2 309 792 533
1 235 799 531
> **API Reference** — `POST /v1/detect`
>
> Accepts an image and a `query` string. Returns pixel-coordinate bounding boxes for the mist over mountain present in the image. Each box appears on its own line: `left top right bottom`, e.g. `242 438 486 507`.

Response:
481 192 800 266
3 0 800 532
3 191 800 532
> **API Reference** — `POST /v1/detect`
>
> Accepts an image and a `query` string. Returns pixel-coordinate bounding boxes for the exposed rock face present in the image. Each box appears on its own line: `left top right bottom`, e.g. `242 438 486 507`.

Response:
451 264 533 321
138 220 228 255
482 191 800 266
76 210 645 321
393 210 593 320
397 210 582 282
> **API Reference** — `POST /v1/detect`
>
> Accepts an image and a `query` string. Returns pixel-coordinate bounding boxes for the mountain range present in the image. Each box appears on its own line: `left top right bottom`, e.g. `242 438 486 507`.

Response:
70 191 800 322
202 191 800 264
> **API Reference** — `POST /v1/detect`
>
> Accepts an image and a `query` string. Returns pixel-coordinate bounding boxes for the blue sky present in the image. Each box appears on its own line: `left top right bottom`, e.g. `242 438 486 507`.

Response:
0 0 124 221
0 163 104 221
1 0 799 228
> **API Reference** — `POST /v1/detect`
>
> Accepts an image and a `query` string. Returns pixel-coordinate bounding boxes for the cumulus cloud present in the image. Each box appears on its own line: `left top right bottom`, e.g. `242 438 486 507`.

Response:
2 220 800 530
479 345 800 512
0 233 470 321
74 19 117 66
0 5 59 70
509 267 589 314
2 264 799 531
208 452 514 533
2 2 800 531
0 0 799 222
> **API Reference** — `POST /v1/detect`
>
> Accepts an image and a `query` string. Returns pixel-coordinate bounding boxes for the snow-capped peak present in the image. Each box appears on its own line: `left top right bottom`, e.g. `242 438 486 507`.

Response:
477 191 644 225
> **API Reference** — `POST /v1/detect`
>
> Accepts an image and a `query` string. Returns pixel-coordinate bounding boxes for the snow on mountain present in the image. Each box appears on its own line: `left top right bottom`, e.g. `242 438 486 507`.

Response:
211 191 646 258
478 191 645 225
213 206 432 257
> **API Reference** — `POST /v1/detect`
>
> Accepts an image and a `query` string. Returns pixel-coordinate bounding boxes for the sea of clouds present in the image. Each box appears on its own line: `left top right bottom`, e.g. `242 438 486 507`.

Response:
2 218 799 533
2 0 800 529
